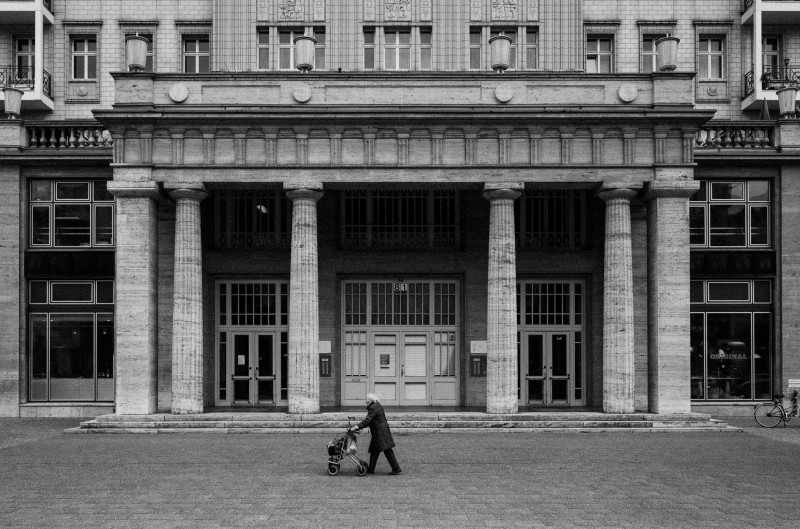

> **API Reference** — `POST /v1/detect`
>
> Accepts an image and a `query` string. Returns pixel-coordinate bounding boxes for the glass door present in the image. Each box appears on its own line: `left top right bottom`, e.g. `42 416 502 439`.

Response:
230 332 278 405
521 332 572 406
373 333 400 405
401 333 429 405
371 332 432 405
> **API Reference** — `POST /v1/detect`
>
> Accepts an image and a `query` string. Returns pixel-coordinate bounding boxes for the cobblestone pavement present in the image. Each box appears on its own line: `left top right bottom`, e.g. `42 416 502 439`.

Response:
2 419 800 528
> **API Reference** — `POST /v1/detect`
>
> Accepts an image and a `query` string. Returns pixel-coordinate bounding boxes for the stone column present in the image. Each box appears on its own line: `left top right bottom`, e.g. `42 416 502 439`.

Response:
644 181 699 414
168 187 208 414
483 186 522 414
598 187 637 414
286 188 323 414
107 181 161 415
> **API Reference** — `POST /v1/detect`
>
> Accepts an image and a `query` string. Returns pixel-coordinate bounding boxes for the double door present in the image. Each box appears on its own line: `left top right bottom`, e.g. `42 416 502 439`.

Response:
520 332 574 406
230 332 281 405
373 332 431 405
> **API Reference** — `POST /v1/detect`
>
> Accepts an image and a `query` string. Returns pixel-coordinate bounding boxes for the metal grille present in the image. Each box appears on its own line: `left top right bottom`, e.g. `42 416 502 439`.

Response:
434 283 457 325
344 331 368 376
371 282 430 326
434 331 456 377
345 282 367 325
229 283 287 326
517 282 579 326
342 189 459 249
215 189 289 249
517 190 585 249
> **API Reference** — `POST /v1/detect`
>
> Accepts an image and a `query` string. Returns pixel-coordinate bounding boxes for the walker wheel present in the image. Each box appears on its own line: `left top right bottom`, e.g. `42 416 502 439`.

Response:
327 463 340 476
356 465 367 476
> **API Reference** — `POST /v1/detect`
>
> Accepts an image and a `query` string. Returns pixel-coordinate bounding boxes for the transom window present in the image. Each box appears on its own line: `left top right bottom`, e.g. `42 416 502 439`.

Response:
344 281 458 327
341 189 459 249
214 189 290 250
690 180 770 248
516 281 583 326
516 190 587 249
698 36 725 79
218 282 288 327
183 36 209 73
30 280 114 305
586 35 613 73
29 180 114 248
71 37 97 80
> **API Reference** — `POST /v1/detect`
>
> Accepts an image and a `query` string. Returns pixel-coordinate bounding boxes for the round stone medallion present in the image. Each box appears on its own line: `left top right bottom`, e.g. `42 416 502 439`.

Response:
76 85 89 97
618 84 638 103
169 83 189 103
494 85 514 103
293 86 312 103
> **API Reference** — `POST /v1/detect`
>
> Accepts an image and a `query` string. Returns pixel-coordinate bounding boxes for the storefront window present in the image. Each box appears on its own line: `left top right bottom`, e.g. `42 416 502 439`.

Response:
29 180 114 248
690 180 771 248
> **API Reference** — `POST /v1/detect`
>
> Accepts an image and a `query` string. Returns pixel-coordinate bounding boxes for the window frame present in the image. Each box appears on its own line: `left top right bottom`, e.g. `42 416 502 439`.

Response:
14 36 35 80
586 35 614 73
698 35 725 80
690 180 771 249
363 27 376 70
71 36 97 80
257 29 270 70
384 27 412 71
182 35 210 74
641 34 667 74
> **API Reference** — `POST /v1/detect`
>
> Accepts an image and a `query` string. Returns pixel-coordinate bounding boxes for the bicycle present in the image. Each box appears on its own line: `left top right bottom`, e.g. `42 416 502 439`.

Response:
754 389 799 428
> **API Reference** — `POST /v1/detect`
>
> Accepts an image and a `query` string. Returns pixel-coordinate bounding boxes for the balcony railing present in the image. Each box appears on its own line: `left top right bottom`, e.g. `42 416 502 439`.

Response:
761 65 800 90
695 122 775 149
745 68 755 98
25 122 114 150
0 65 52 99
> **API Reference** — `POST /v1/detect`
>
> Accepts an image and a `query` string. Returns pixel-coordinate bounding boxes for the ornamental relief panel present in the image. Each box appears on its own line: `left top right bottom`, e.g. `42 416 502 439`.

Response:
385 0 411 21
278 0 304 21
491 0 517 20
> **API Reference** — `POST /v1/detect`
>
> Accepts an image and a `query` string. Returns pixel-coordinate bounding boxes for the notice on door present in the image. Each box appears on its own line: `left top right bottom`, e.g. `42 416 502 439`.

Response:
238 355 246 366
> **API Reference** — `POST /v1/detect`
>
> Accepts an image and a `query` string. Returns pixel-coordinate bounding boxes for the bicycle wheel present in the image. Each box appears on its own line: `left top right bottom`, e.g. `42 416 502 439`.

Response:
754 402 783 428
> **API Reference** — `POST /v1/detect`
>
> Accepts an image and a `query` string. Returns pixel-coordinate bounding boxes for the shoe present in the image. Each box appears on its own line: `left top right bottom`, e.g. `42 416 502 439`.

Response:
388 468 402 475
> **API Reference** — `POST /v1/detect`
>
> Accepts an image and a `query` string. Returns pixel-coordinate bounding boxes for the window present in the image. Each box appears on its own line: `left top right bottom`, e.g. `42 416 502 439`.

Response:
15 37 35 82
364 27 376 69
586 36 613 73
490 27 516 70
257 30 270 70
214 189 290 249
690 180 770 248
516 190 587 249
384 28 412 70
698 36 724 79
71 37 97 80
314 29 326 70
29 180 114 248
641 34 666 73
183 36 210 73
469 28 481 70
763 36 781 86
125 33 154 72
28 280 114 402
690 281 772 401
276 28 325 70
420 28 432 70
342 190 459 249
470 27 538 70
524 29 538 70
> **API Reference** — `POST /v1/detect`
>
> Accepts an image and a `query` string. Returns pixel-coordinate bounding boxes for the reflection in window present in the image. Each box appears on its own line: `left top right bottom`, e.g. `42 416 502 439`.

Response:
690 180 770 248
29 181 114 248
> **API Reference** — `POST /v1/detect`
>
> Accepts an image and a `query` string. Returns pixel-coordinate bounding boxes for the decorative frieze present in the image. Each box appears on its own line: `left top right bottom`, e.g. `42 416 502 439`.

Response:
296 132 309 165
278 0 304 21
398 132 409 165
257 0 269 20
330 132 342 165
203 132 215 165
560 133 573 165
624 131 637 166
527 0 539 21
264 129 277 166
314 0 325 21
491 0 518 21
234 131 246 166
364 0 376 21
420 0 432 21
471 0 482 21
529 132 541 165
364 132 376 165
385 0 411 21
171 132 184 166
592 134 604 165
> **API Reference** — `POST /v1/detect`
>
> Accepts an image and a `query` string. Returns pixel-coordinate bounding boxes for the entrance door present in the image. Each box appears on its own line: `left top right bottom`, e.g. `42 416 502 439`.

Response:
230 332 278 405
521 332 571 405
372 332 431 405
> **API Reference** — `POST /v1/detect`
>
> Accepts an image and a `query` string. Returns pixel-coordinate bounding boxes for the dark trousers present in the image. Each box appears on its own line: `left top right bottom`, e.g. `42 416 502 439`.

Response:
368 448 400 472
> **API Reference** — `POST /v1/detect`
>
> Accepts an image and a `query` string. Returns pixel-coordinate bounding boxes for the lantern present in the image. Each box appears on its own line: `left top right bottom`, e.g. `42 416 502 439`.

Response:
125 35 150 72
2 87 24 119
777 86 798 118
655 36 680 72
294 35 317 73
489 35 512 73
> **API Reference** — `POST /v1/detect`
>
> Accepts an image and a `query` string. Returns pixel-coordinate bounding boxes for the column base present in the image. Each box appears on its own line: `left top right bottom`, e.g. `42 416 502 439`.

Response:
289 396 320 415
486 397 518 415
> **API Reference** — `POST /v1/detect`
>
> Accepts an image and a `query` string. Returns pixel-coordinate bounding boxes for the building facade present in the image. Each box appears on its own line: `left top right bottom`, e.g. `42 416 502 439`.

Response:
1 0 798 418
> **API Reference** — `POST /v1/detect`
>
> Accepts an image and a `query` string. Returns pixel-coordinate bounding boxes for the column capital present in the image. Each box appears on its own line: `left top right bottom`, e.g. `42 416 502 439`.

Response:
642 180 700 201
167 187 208 202
107 180 162 201
483 183 523 202
286 188 324 201
597 187 637 202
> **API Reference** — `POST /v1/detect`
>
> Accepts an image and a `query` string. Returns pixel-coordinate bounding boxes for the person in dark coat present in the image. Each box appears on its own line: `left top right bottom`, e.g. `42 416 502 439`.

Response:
349 393 402 475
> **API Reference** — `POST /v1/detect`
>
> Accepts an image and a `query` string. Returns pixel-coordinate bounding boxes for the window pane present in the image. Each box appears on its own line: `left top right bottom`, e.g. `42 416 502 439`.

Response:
184 39 196 53
690 313 704 399
258 32 269 45
386 48 396 69
54 204 91 246
198 55 209 73
643 39 653 53
73 56 85 78
30 281 48 304
399 48 410 68
711 39 722 52
49 314 94 400
709 204 746 246
586 57 597 73
711 182 744 200
30 314 48 401
279 48 291 69
31 181 51 201
73 39 85 52
87 55 97 79
690 281 704 303
399 31 411 45
753 313 771 400
689 206 706 245
279 31 291 44
470 30 481 45
56 182 89 200
691 181 707 202
749 181 769 201
184 56 196 73
526 47 537 69
198 39 209 53
750 205 769 245
258 47 270 69
421 48 431 70
706 313 751 400
526 31 538 45
699 58 708 79
599 55 611 73
420 30 431 45
97 281 114 304
315 30 326 45
364 30 375 45
94 205 114 246
93 180 113 201
707 282 749 302
97 314 114 383
364 48 374 69
711 56 723 78
31 205 50 246
87 39 96 52
315 48 326 69
470 48 480 69
753 281 771 303
51 282 93 303
600 39 611 52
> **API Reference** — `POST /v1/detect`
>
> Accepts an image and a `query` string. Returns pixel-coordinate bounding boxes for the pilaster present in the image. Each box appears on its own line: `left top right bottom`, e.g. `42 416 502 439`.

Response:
286 187 324 414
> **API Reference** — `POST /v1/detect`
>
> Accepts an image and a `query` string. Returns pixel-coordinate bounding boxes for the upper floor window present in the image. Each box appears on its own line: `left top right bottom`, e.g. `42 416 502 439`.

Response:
30 180 114 248
364 28 376 69
15 37 35 78
363 27 432 70
469 28 481 70
763 36 781 83
516 190 587 249
214 189 290 250
258 31 270 70
183 36 210 73
698 36 725 79
690 180 770 248
641 34 666 73
420 28 432 70
586 35 613 73
469 27 538 70
384 28 411 70
125 33 154 72
278 28 326 70
71 37 97 80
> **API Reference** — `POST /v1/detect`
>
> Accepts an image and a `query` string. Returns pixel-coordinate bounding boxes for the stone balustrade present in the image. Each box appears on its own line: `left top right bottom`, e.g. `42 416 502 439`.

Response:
694 122 775 149
25 123 114 149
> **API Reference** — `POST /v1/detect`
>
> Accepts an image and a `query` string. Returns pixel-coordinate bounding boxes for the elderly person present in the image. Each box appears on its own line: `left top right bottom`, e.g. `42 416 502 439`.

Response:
349 393 402 475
